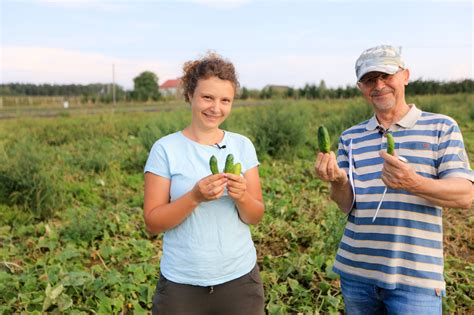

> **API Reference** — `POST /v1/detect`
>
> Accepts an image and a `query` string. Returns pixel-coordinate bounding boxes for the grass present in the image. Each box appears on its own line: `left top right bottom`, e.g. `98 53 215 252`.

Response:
0 94 472 314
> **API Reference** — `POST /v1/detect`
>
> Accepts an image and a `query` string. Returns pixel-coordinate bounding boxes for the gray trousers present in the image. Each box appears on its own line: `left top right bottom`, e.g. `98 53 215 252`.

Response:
152 264 265 315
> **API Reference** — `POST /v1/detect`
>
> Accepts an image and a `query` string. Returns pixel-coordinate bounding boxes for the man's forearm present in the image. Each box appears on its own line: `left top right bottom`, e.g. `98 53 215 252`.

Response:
330 177 354 214
410 176 473 209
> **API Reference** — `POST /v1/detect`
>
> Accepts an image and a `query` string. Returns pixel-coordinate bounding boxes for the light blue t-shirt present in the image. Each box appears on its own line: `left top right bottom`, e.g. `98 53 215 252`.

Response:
144 130 260 286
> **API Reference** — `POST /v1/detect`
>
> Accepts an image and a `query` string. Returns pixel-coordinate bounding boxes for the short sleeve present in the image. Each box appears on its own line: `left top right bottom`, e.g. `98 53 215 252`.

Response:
241 137 259 173
144 141 171 178
437 122 474 182
337 136 349 173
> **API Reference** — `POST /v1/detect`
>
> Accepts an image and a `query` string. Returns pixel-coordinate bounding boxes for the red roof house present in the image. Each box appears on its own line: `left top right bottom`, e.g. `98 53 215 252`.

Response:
160 79 182 97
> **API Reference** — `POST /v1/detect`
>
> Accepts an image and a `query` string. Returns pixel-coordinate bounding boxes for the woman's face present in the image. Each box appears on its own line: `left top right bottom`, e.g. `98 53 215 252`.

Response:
188 76 235 130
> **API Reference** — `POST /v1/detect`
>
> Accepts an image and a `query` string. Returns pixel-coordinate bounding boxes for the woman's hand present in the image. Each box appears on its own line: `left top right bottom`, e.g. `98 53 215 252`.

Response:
191 173 228 203
226 173 247 202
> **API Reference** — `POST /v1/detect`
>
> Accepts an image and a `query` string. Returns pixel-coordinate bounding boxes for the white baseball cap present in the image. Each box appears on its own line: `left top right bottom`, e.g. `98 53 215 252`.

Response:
355 45 405 81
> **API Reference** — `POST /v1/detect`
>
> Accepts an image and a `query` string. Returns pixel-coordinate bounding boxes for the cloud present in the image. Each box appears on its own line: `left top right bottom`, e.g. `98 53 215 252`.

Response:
1 46 357 90
32 0 128 11
189 0 251 9
236 54 356 89
2 46 472 91
32 0 251 10
236 49 473 89
1 46 181 89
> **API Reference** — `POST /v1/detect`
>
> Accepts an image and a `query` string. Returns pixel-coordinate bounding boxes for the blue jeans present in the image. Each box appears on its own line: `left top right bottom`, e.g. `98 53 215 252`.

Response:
340 276 442 315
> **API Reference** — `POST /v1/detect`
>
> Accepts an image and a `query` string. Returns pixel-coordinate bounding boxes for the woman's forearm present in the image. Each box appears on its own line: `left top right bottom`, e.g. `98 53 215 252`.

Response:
235 192 265 225
144 191 199 234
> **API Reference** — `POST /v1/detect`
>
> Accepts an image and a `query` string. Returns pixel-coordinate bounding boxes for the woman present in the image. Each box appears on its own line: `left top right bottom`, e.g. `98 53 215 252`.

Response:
144 52 265 314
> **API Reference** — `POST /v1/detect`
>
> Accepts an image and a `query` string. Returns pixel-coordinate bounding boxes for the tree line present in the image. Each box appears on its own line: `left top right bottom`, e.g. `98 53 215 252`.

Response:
0 71 160 103
241 79 473 100
1 74 472 102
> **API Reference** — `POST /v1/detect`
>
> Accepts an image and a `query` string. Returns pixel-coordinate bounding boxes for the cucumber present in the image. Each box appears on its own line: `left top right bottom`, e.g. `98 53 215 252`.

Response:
318 125 331 153
386 133 395 155
224 154 234 173
209 155 219 174
232 162 242 175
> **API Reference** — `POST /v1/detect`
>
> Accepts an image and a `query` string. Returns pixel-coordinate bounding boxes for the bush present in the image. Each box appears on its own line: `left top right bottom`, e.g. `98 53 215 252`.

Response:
324 100 372 143
247 103 309 159
138 112 189 151
0 139 68 219
60 207 106 244
69 139 116 174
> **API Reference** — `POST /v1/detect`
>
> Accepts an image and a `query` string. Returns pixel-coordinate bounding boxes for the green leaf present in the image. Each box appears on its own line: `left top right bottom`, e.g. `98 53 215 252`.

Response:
266 302 286 315
132 301 148 315
48 283 64 300
318 281 331 294
287 278 299 292
57 293 73 311
62 271 94 287
324 260 339 280
324 295 340 308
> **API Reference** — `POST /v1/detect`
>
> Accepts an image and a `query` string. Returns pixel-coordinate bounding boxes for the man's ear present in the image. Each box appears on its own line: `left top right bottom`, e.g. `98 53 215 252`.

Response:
403 69 410 86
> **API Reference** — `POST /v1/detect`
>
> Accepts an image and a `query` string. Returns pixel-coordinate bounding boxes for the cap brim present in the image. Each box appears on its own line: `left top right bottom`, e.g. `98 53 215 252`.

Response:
357 65 400 81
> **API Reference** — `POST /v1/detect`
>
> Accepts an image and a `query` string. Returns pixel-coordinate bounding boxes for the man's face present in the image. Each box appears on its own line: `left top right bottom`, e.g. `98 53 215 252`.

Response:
357 69 410 112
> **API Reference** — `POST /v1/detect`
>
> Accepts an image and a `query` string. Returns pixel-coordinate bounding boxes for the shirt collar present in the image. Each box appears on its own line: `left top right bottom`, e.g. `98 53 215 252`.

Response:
366 104 421 131
397 104 421 128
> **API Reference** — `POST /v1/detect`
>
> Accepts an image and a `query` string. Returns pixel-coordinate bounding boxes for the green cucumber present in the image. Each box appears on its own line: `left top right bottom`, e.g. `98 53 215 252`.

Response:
209 155 219 174
232 162 242 175
318 125 331 153
386 133 395 155
224 154 234 173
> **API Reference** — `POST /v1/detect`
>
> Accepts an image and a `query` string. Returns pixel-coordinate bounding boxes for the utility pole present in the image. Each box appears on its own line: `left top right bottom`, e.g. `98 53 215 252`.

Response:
112 64 116 105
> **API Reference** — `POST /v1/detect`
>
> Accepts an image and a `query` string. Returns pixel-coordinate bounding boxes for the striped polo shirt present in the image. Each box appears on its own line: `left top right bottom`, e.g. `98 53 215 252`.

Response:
333 104 474 296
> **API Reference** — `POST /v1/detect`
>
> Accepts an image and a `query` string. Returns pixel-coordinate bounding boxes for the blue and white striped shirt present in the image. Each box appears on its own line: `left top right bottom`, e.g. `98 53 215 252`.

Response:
333 104 474 296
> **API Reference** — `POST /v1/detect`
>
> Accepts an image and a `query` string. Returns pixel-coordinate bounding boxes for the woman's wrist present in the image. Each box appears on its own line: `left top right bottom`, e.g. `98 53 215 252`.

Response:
188 189 203 205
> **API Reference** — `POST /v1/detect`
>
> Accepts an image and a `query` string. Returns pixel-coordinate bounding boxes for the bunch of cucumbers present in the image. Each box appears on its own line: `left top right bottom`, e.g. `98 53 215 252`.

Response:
209 154 241 175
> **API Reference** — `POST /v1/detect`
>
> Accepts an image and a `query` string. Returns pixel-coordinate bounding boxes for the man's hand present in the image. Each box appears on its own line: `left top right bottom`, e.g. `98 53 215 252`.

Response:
380 151 420 191
315 151 347 184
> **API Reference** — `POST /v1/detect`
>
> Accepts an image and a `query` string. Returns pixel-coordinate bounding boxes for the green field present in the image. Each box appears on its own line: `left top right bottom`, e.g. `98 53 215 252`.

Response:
1 94 473 314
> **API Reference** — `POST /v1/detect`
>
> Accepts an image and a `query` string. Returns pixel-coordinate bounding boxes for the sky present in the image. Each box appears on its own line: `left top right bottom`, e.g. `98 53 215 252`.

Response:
1 0 473 90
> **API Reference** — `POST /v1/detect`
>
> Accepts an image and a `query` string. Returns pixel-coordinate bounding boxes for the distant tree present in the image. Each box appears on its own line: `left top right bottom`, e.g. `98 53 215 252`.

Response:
259 87 272 99
286 87 295 99
308 84 317 99
318 79 328 98
240 87 249 100
247 89 261 99
132 71 160 101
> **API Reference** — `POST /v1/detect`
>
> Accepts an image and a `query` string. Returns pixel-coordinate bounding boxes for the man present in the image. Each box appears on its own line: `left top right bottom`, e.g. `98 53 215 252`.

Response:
315 45 473 314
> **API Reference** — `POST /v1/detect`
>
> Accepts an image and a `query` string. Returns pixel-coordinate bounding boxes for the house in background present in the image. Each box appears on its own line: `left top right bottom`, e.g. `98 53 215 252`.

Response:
160 79 182 98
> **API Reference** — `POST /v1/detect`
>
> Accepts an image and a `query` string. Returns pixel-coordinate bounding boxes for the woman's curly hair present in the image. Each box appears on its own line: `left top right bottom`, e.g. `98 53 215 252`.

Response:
181 52 240 102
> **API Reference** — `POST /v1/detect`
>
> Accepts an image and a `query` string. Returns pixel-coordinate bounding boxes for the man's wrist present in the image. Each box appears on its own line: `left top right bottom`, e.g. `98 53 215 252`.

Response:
331 172 349 186
408 173 427 194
